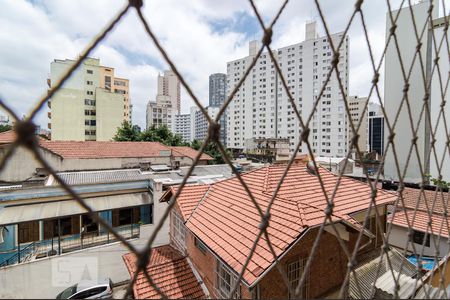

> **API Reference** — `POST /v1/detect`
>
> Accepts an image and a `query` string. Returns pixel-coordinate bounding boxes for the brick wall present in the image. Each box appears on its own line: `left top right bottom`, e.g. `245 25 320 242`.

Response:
258 227 348 299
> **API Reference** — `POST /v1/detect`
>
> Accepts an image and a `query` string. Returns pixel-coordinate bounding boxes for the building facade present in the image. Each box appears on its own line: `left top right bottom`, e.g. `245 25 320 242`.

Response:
173 113 192 143
348 96 368 154
209 73 227 145
369 114 385 156
48 58 130 141
194 106 219 141
383 0 448 182
226 21 349 157
146 70 180 130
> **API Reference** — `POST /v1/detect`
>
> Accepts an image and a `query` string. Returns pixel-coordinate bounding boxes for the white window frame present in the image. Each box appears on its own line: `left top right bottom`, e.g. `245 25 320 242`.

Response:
287 257 309 299
171 211 186 251
215 259 240 299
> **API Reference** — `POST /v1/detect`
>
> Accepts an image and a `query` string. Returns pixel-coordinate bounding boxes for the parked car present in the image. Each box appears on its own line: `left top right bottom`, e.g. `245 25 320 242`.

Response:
237 154 246 159
56 278 113 299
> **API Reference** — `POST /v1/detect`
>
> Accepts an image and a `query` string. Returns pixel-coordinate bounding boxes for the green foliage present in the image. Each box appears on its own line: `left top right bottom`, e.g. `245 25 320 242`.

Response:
113 124 230 164
114 123 188 146
425 174 449 188
113 121 140 141
0 124 12 133
140 125 188 146
190 139 231 164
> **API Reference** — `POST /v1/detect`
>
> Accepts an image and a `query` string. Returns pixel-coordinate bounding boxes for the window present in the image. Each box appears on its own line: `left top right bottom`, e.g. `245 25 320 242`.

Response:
172 211 186 250
216 260 240 299
195 236 207 254
411 230 430 247
287 258 309 299
86 80 93 85
87 91 94 96
86 69 93 74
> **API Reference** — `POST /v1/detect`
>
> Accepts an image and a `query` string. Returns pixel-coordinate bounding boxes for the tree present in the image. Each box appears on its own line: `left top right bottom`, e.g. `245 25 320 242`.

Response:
139 125 188 146
190 139 231 164
0 124 12 133
113 121 139 141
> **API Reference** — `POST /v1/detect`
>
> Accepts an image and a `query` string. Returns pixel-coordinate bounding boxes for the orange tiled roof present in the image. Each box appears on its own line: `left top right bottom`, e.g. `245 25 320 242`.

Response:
170 162 397 285
0 130 15 144
390 209 450 238
39 140 171 159
122 245 206 299
399 187 449 214
0 130 210 160
171 146 213 161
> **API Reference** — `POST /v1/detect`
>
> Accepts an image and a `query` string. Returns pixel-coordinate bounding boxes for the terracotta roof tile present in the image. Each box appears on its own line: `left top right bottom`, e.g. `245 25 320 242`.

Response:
171 146 213 161
398 187 449 214
389 209 450 238
171 162 397 285
0 130 16 144
0 131 210 161
122 245 206 299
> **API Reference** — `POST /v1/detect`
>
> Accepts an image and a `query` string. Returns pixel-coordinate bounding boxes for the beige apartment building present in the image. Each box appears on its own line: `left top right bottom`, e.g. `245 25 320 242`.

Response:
348 95 368 155
48 58 130 141
146 70 180 130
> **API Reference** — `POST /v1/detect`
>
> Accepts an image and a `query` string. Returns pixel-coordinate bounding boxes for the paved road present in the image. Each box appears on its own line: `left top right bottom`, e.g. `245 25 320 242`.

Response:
0 224 168 299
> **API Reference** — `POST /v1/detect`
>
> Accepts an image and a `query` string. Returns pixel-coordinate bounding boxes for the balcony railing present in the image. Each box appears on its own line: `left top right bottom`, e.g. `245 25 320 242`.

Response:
0 223 140 268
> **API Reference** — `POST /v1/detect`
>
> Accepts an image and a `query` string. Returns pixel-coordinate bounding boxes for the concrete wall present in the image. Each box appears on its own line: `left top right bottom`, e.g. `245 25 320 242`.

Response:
383 1 438 182
0 146 62 182
96 88 124 141
388 224 450 258
430 20 450 181
50 88 85 141
0 144 204 182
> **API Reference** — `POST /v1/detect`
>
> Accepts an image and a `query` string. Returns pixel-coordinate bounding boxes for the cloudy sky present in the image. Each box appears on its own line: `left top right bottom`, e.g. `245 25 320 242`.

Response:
0 0 447 130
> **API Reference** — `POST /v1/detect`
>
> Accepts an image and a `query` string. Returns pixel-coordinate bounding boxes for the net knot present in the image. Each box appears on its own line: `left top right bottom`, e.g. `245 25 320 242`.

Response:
324 203 334 216
14 121 38 149
262 28 272 46
259 213 271 230
129 0 143 9
208 121 221 142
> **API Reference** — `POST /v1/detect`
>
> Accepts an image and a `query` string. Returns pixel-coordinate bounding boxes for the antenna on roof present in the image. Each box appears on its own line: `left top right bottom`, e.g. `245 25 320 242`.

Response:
306 160 318 176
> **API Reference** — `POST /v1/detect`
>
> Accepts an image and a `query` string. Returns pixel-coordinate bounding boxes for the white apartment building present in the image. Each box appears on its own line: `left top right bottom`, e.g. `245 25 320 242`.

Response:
226 21 349 157
348 96 368 154
49 58 130 141
174 113 192 143
194 106 219 141
384 0 448 182
146 70 180 130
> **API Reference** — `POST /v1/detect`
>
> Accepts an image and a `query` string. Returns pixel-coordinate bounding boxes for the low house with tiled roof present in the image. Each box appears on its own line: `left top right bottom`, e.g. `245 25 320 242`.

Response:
123 245 208 299
0 130 212 182
388 187 450 259
161 162 397 298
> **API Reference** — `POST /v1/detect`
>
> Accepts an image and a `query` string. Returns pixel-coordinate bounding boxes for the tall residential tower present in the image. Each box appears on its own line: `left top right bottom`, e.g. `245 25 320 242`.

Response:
226 22 349 157
146 70 181 130
209 73 227 145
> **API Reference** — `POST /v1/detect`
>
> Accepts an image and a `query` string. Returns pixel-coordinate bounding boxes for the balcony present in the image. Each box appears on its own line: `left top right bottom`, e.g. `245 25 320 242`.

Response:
0 224 140 268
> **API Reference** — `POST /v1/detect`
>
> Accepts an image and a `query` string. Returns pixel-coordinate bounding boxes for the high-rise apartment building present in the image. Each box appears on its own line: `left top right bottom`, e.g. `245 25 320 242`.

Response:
48 58 130 141
209 73 227 107
383 0 448 182
174 113 192 143
146 70 180 130
209 73 227 145
194 107 220 141
226 22 349 157
348 96 368 154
